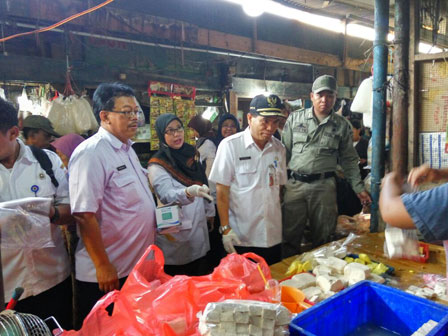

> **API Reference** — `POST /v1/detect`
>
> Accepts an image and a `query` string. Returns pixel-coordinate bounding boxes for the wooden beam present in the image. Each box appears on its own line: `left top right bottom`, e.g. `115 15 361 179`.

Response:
414 51 448 62
408 0 420 169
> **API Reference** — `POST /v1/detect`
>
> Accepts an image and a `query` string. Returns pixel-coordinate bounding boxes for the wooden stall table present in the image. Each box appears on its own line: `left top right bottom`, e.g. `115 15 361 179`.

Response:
270 232 447 302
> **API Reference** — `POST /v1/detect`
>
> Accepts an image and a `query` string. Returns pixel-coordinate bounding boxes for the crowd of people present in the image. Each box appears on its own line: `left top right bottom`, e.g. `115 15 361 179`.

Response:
0 75 442 330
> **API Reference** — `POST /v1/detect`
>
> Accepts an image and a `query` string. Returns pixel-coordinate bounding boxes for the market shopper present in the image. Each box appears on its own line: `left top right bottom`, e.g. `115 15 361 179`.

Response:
209 94 287 265
187 115 216 177
22 114 61 149
380 165 448 241
51 133 85 168
148 113 215 276
68 83 157 328
281 75 371 258
0 98 73 328
212 113 241 148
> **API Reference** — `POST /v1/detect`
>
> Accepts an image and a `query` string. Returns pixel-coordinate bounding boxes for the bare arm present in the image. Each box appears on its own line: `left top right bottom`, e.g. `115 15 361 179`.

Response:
49 204 72 225
73 212 119 292
216 183 231 234
408 164 448 187
379 172 415 229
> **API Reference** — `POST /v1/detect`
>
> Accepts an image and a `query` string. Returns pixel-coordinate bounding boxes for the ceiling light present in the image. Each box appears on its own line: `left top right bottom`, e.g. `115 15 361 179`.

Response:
242 0 265 17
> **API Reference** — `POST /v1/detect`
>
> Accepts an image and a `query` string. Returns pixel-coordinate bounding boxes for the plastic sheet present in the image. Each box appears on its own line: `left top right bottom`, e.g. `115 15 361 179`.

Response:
0 197 54 249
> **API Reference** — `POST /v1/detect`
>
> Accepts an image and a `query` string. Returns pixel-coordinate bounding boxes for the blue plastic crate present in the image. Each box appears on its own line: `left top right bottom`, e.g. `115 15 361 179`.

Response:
290 281 448 336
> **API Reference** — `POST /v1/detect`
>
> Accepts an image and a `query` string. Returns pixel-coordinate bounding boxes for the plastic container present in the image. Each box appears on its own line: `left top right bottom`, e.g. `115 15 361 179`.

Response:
289 281 448 336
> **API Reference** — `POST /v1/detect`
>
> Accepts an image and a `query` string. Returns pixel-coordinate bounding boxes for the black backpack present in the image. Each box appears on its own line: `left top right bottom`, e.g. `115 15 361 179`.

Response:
29 146 59 188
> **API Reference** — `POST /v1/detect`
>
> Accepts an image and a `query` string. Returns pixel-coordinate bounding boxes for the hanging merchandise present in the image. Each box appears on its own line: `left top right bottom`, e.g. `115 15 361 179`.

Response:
45 69 98 136
148 81 196 151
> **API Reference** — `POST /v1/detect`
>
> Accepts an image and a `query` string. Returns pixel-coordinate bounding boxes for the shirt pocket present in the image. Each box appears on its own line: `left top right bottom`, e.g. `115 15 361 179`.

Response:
320 132 340 150
235 160 258 189
110 174 141 208
292 132 307 153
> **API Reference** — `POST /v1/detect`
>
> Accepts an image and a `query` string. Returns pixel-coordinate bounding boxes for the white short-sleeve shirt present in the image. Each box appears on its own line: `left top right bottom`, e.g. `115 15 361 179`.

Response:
0 139 70 300
69 127 157 282
209 127 286 248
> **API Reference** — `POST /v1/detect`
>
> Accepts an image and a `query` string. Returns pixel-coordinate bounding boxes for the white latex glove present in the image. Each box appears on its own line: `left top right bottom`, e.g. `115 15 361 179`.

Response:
185 184 213 202
222 229 241 254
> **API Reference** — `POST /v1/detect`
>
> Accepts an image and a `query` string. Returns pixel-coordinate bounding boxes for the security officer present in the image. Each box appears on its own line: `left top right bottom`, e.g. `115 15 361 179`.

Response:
209 94 287 265
282 75 371 257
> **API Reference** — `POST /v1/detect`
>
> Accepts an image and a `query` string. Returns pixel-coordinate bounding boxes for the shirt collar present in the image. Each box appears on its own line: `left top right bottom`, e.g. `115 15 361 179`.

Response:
307 107 336 125
16 138 38 164
98 127 133 151
243 126 274 150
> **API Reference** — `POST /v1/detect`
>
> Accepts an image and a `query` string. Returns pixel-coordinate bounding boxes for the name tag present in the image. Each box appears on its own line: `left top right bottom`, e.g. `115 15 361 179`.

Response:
239 156 251 161
117 165 127 171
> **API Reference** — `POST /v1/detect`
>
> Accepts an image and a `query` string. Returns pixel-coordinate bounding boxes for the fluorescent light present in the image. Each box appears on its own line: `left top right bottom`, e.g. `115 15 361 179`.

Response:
222 0 445 55
242 0 265 17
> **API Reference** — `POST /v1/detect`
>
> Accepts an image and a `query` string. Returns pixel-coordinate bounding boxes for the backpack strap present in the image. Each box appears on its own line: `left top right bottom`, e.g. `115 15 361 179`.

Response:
29 146 59 188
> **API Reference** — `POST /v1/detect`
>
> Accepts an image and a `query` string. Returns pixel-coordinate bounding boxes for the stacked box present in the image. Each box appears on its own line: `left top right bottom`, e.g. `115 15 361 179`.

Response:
150 96 174 150
174 98 196 146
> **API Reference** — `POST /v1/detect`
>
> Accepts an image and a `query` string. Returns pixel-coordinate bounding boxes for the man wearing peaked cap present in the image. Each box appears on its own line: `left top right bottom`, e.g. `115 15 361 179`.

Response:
22 115 60 149
209 94 287 265
281 75 371 258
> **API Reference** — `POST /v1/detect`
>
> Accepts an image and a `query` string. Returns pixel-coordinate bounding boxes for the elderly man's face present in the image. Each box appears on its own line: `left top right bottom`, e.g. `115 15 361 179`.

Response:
248 113 280 147
310 90 336 115
27 129 53 149
101 96 139 143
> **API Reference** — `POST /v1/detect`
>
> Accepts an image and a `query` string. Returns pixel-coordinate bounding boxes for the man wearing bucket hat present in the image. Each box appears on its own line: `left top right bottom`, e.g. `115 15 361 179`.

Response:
282 75 371 257
22 115 60 149
209 94 287 265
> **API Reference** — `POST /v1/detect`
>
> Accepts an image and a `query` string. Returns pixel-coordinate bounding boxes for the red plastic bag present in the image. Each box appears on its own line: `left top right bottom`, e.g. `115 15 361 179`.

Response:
62 291 145 336
117 247 273 335
67 246 274 336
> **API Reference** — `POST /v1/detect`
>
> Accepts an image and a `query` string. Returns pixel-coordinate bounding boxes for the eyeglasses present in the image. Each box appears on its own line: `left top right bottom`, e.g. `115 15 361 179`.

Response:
107 110 143 118
165 126 184 136
222 125 237 129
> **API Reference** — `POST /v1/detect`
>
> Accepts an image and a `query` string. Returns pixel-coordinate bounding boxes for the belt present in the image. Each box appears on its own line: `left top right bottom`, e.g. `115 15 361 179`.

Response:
291 171 335 183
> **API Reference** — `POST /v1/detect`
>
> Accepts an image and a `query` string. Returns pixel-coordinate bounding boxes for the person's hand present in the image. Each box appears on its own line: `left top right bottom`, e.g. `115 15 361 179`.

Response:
222 229 241 254
185 184 213 202
96 262 119 293
357 190 371 206
207 217 215 232
408 164 439 187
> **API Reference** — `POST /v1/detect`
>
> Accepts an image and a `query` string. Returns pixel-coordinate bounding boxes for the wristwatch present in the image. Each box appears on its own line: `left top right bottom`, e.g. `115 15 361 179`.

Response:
219 225 231 234
50 206 60 223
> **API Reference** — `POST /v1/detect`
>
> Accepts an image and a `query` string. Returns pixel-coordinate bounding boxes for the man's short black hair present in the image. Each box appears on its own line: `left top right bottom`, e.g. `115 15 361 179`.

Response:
350 119 362 130
0 98 18 134
22 127 40 140
92 83 135 123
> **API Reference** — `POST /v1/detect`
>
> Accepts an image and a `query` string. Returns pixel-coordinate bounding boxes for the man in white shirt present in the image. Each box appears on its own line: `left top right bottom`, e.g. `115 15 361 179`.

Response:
69 83 157 328
0 98 72 328
209 95 287 265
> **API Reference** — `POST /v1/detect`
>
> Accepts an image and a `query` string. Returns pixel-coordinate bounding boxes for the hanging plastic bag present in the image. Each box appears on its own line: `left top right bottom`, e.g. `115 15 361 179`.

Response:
46 96 77 135
0 197 54 249
71 96 98 134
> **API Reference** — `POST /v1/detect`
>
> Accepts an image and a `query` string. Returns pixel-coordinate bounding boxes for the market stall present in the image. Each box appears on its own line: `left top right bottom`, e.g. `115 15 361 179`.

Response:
270 232 447 302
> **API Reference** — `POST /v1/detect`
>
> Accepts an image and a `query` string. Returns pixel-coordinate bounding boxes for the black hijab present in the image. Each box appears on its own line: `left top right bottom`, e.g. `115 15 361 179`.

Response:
212 113 241 147
148 113 208 187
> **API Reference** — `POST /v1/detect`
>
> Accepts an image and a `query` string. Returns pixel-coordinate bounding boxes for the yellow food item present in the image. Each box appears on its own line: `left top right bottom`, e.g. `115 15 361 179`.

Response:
302 260 312 272
367 262 378 270
372 263 388 275
344 257 354 263
358 253 372 264
355 258 366 265
286 260 301 276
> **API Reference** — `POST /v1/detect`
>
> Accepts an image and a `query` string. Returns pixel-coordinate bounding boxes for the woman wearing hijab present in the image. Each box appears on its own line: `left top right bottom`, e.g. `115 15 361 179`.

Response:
148 114 215 276
212 114 241 148
51 133 85 167
187 115 216 177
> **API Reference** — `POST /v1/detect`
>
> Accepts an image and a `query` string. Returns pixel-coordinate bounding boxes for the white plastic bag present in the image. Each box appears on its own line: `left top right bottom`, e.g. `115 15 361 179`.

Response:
384 225 420 259
0 197 55 249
